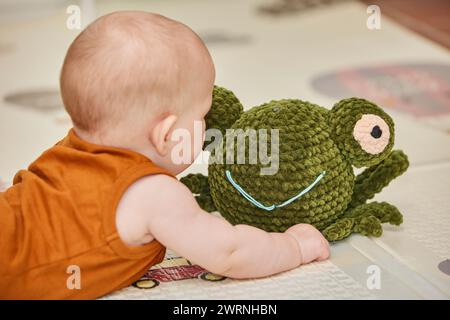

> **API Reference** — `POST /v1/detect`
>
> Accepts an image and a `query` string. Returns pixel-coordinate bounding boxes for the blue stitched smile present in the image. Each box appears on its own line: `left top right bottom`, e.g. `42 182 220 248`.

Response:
225 170 326 211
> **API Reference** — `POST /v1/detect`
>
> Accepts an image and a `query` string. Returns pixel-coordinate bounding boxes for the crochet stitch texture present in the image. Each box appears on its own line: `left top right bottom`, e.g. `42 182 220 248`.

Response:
181 86 409 241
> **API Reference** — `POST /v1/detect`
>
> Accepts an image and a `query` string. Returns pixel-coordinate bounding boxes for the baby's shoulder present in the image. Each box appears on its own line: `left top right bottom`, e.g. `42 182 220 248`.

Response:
115 174 189 246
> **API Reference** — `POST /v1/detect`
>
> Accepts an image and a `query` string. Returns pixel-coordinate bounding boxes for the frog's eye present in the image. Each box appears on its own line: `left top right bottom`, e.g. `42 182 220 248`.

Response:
353 114 390 155
329 97 395 168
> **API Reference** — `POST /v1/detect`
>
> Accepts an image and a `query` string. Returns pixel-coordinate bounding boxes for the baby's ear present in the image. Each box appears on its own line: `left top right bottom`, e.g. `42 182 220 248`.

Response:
203 85 244 149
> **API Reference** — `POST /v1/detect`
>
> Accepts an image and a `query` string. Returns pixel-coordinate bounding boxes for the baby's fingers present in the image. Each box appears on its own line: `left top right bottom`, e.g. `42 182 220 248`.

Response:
315 237 330 261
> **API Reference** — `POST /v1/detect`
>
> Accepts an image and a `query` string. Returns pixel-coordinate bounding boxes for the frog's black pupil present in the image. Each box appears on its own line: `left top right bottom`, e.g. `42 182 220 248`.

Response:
371 125 382 139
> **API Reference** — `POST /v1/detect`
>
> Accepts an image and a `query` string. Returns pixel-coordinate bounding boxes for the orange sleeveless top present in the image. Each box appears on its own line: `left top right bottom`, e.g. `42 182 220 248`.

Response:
0 129 173 299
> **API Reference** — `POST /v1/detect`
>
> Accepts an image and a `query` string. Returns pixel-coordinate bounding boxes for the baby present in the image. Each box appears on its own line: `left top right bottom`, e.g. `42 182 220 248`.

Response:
0 11 329 299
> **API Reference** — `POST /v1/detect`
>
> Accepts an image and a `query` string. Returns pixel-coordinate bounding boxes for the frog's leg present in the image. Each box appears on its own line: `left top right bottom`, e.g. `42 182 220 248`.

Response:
348 150 409 209
322 217 356 241
322 215 382 242
344 201 403 225
180 173 217 212
322 202 402 241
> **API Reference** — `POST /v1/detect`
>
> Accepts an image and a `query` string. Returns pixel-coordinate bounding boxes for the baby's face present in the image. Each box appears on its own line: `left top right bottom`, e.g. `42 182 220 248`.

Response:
166 88 213 174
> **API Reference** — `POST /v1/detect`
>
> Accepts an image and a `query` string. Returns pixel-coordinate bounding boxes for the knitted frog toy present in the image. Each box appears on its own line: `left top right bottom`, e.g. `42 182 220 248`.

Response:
181 86 409 241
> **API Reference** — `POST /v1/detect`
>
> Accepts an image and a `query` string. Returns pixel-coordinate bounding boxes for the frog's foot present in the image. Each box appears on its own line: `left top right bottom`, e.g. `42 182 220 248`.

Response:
196 194 217 212
323 202 402 241
180 174 217 212
353 215 383 237
322 218 356 242
322 215 383 241
349 150 409 209
344 201 403 226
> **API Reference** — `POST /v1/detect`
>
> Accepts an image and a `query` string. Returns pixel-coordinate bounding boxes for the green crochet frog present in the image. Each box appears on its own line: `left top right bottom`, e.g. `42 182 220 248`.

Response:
181 86 409 241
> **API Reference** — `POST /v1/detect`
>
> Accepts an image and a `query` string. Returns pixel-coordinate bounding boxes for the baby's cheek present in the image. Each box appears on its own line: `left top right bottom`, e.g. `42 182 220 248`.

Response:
192 120 206 160
192 133 204 161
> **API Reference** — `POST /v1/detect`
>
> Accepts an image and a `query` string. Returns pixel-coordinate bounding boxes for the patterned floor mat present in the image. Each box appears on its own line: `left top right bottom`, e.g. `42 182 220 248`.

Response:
103 250 376 300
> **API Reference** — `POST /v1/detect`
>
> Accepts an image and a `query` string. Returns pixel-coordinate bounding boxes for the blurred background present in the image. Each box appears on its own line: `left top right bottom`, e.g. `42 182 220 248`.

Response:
1 0 449 180
0 0 449 299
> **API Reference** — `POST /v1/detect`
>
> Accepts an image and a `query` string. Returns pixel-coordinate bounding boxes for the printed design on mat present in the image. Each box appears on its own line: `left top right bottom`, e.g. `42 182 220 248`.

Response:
258 0 351 16
133 256 226 289
199 31 252 46
438 259 450 276
311 63 450 118
3 89 63 113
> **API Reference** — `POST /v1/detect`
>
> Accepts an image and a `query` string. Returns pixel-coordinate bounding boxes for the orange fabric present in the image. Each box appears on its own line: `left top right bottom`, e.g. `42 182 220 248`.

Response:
0 129 173 299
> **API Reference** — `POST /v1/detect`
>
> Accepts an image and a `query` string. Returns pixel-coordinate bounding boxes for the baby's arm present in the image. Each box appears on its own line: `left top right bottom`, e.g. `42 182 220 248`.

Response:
123 174 329 279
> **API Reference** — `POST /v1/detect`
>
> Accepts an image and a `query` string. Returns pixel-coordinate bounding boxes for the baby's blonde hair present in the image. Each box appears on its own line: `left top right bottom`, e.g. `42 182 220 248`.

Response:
60 11 212 133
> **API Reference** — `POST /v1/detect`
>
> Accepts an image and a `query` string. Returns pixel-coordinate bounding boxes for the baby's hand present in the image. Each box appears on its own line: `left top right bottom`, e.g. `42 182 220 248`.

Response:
285 224 330 264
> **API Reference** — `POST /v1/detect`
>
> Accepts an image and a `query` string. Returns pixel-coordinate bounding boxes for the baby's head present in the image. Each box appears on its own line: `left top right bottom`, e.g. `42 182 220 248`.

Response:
60 11 215 174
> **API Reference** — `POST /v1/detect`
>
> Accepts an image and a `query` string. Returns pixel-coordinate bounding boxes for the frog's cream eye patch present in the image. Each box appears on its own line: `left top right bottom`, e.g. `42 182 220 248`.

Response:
353 114 390 155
